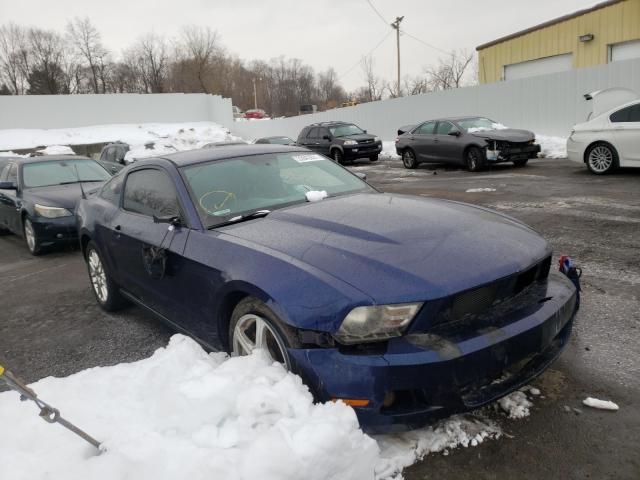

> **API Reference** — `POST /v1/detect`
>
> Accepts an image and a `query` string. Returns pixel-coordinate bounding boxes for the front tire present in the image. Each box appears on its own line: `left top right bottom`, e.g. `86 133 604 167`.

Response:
369 155 379 162
466 146 485 172
23 217 42 255
85 241 128 311
513 159 528 167
586 143 617 175
229 297 301 369
402 149 418 169
332 149 346 165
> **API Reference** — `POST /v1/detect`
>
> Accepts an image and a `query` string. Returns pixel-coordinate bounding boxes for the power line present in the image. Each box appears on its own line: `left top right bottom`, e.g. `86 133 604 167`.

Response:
401 30 449 55
337 30 393 81
364 0 389 26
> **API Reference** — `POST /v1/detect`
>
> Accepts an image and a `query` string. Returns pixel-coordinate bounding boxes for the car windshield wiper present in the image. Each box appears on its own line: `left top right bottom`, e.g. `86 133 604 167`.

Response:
209 209 271 229
57 179 105 185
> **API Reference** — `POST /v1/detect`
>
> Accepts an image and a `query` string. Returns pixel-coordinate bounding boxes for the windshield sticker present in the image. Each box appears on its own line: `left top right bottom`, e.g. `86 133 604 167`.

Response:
292 154 325 163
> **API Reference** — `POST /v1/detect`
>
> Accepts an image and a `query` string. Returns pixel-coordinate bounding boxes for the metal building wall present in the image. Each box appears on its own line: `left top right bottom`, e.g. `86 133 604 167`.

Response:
478 0 640 84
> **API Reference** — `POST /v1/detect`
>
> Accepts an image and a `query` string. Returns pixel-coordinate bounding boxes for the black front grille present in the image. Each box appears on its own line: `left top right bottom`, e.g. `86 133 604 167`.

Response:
419 256 551 330
358 139 374 144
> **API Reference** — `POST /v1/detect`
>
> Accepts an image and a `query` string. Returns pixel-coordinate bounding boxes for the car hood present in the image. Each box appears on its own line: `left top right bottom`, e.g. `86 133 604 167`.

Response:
218 193 550 304
338 133 377 142
470 128 535 143
25 182 103 210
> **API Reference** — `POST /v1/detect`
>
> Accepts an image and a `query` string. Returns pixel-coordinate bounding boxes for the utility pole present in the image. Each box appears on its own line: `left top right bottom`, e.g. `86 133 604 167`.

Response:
252 78 258 109
391 16 404 97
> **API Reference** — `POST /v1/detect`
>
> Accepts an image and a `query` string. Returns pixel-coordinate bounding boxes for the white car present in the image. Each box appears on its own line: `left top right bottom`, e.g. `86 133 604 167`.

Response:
567 88 640 174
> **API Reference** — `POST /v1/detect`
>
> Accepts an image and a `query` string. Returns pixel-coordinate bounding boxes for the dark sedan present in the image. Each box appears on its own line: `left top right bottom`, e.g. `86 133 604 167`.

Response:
0 155 112 255
396 117 541 171
76 144 576 432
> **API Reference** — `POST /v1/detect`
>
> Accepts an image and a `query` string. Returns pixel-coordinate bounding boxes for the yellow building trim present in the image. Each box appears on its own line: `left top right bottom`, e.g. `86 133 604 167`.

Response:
477 0 640 83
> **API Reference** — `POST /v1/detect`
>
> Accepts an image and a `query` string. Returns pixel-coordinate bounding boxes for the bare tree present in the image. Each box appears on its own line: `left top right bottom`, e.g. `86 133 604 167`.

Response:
27 28 74 94
66 17 109 93
425 49 474 91
175 26 220 94
361 55 382 102
128 33 168 93
0 23 30 94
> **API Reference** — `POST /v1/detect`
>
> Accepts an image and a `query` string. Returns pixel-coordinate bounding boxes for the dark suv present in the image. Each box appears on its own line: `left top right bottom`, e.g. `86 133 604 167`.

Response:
297 122 382 164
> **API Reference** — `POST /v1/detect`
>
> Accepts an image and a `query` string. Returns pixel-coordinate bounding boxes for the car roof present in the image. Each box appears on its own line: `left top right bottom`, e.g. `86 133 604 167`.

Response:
157 144 310 167
308 121 354 127
258 136 292 140
15 154 92 164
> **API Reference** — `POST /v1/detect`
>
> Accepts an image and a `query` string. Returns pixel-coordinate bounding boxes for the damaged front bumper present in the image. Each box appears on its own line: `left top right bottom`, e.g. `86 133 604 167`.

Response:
288 272 576 433
485 143 541 163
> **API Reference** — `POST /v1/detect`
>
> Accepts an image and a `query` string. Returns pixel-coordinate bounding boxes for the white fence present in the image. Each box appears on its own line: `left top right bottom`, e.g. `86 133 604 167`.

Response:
231 57 640 141
0 93 233 130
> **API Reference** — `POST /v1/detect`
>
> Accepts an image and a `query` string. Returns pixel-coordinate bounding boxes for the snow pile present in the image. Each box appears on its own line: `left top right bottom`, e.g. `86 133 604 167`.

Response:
0 335 378 480
498 390 533 419
305 190 328 202
537 135 567 158
36 145 76 155
583 397 619 411
0 150 28 157
467 122 508 133
466 188 496 193
0 122 242 159
375 415 501 478
381 141 400 160
0 335 542 480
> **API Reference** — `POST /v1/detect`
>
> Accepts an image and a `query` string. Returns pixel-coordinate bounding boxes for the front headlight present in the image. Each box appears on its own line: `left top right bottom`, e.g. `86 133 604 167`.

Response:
34 204 73 218
334 302 423 344
343 140 358 146
374 136 380 142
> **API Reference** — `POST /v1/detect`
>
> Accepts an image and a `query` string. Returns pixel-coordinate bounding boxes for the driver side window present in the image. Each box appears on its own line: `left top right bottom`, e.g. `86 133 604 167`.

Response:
1 163 18 184
123 169 180 218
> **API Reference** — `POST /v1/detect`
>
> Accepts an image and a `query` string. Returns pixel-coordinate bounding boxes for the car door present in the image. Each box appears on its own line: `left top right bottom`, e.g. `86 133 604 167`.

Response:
0 163 21 234
303 127 321 153
110 167 190 320
433 121 465 163
610 103 640 164
410 121 437 161
317 127 332 156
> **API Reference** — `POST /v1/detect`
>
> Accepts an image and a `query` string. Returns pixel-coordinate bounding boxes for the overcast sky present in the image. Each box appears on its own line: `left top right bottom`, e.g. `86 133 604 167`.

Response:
2 0 599 91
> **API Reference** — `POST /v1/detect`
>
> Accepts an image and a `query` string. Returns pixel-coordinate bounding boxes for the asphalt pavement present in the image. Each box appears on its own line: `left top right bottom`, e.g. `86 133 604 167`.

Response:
1 157 638 479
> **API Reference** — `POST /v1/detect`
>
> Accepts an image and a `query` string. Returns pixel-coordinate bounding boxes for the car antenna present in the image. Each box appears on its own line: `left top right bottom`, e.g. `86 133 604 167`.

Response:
73 163 87 200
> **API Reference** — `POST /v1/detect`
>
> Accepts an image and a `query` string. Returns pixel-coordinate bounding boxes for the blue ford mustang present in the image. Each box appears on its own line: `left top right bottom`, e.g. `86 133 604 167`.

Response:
76 144 576 432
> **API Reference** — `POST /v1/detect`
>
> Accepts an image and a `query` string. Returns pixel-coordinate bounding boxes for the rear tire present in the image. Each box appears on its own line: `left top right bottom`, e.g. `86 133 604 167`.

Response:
369 155 379 162
586 143 617 175
513 159 528 168
229 297 301 369
402 149 418 169
85 241 128 312
466 146 485 172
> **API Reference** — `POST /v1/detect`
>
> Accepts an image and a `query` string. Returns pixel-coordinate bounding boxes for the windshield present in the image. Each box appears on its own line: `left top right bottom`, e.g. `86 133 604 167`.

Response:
329 124 364 137
457 117 506 133
22 159 111 188
269 137 294 145
181 152 374 228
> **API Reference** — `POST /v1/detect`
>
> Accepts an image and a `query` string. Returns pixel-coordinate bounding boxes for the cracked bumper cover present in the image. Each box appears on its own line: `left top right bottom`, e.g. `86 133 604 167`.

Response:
288 273 576 432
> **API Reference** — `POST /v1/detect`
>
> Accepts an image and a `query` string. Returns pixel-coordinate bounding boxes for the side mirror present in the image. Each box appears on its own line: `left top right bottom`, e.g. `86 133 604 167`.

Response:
448 130 461 137
153 215 182 227
354 172 367 181
363 130 367 134
0 181 17 190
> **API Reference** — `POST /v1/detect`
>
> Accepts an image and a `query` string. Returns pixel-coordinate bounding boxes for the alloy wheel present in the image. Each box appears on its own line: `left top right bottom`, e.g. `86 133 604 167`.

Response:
402 150 415 168
88 249 109 303
588 145 613 173
232 313 289 368
24 219 36 252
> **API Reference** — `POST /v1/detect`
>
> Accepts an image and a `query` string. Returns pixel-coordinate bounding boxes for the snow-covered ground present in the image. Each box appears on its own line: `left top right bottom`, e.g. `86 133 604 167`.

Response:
0 122 243 160
0 334 539 480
